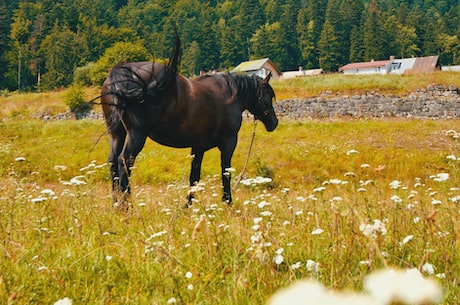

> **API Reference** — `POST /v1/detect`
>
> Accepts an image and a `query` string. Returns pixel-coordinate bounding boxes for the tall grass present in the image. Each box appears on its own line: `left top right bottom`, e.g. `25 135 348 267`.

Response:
1 117 459 304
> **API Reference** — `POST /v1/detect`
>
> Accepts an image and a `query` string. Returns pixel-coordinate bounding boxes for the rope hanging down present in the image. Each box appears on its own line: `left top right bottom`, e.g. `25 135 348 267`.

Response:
233 118 258 188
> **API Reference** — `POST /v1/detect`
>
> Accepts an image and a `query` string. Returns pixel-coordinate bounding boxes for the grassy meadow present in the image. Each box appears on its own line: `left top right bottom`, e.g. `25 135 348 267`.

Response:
1 73 460 304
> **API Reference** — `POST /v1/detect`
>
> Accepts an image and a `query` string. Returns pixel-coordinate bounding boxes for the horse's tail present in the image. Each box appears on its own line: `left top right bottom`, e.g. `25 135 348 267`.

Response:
105 27 181 107
145 27 181 97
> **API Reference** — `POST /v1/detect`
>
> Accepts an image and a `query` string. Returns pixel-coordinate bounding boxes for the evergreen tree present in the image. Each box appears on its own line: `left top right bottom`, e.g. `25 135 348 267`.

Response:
297 10 319 69
318 19 341 71
39 23 88 89
250 22 284 67
349 24 365 62
198 21 220 72
363 0 385 61
235 0 265 61
0 0 12 89
278 2 300 70
318 0 342 71
219 17 242 69
340 0 364 64
182 40 201 76
9 1 42 90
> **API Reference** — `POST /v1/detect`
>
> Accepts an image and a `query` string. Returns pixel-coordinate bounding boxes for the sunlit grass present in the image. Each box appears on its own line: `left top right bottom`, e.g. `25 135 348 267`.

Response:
0 87 100 118
1 117 460 304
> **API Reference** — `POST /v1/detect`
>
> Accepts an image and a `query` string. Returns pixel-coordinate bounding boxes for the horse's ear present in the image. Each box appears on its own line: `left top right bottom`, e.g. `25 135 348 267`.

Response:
263 71 272 83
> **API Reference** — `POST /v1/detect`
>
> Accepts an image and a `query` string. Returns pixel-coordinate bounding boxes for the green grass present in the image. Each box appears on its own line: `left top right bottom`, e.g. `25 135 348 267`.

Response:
1 116 460 304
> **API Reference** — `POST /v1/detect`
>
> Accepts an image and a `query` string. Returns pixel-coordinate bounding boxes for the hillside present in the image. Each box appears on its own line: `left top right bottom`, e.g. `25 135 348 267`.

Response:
1 0 459 91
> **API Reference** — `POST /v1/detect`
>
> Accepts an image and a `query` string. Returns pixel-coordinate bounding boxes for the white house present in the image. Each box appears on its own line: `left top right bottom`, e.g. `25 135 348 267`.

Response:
339 59 393 75
281 67 324 80
339 55 441 75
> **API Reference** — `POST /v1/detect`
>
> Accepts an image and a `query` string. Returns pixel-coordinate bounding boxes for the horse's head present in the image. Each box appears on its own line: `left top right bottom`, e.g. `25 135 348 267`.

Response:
250 73 278 131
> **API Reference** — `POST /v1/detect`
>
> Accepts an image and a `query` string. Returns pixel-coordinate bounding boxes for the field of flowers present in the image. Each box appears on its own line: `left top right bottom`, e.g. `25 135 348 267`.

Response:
0 117 459 305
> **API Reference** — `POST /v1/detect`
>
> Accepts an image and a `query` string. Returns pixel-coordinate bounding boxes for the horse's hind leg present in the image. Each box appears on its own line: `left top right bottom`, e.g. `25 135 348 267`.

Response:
108 131 126 202
117 130 147 209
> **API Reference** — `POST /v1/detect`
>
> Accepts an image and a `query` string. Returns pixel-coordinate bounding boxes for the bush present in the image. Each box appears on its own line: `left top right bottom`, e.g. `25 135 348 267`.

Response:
74 63 94 86
90 41 150 86
63 84 92 118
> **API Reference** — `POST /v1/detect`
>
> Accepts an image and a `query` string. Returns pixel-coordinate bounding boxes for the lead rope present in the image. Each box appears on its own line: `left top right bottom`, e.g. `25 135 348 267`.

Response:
234 118 258 188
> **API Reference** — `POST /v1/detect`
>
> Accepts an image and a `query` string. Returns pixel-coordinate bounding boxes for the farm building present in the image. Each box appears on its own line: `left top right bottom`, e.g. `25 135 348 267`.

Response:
281 67 324 80
232 58 282 79
339 59 393 75
339 55 441 75
442 65 460 72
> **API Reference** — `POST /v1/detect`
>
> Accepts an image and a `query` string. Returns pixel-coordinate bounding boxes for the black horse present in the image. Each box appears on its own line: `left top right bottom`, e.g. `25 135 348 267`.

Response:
100 32 278 208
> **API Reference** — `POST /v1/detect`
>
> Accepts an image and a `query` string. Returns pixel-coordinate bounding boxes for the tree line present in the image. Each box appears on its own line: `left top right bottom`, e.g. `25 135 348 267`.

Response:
0 0 459 91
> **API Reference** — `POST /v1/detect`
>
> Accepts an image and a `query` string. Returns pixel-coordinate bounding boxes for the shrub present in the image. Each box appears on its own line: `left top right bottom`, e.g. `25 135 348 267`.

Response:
63 84 92 118
89 41 150 86
74 63 94 86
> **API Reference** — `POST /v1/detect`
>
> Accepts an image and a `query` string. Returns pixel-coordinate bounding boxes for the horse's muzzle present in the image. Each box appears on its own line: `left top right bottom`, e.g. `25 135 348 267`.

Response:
264 118 278 131
257 108 278 131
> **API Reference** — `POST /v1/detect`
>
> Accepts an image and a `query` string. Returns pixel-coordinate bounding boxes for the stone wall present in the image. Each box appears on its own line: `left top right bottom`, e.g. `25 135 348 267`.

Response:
275 85 460 119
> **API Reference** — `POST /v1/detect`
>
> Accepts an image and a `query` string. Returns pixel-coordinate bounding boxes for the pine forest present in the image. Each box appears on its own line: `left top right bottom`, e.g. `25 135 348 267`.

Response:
0 0 459 91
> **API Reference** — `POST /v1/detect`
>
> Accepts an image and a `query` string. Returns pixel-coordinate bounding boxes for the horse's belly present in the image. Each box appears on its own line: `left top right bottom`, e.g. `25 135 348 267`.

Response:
148 132 216 149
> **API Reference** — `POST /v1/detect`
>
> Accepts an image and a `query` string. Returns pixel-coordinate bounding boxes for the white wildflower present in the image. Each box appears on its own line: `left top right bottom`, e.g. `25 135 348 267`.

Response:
360 219 387 238
431 173 449 182
389 180 402 189
260 211 272 217
311 228 324 235
364 268 442 305
54 297 72 305
402 235 413 244
258 200 270 208
306 260 320 274
146 230 167 241
346 149 359 155
312 186 326 193
291 262 302 270
422 263 435 276
267 279 326 305
274 254 284 265
54 165 67 171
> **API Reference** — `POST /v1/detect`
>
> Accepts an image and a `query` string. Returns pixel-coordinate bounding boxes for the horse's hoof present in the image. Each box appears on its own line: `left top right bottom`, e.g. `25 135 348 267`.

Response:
222 194 232 206
113 201 129 212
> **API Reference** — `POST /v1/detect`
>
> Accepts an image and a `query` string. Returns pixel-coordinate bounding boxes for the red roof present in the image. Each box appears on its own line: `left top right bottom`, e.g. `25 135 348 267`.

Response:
339 60 392 71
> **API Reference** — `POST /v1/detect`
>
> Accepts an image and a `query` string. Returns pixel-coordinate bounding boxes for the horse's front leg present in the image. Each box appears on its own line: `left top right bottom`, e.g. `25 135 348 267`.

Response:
219 136 237 205
117 130 147 209
186 148 204 207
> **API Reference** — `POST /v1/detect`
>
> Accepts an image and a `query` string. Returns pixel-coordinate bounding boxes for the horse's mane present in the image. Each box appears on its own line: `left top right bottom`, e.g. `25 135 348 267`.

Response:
203 73 261 104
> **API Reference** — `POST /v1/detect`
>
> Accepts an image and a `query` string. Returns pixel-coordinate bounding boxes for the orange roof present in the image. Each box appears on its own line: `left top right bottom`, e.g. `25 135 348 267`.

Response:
339 60 392 71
